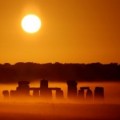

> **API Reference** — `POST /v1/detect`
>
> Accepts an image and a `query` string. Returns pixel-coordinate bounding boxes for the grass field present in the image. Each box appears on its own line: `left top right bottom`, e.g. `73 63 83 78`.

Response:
0 100 120 120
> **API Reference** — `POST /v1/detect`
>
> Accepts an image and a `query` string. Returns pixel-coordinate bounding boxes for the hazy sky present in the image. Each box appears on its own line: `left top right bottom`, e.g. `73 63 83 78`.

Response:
0 0 120 64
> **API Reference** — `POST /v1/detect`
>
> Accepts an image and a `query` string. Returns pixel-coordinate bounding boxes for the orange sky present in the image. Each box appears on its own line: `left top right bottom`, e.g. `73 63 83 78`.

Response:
0 0 120 64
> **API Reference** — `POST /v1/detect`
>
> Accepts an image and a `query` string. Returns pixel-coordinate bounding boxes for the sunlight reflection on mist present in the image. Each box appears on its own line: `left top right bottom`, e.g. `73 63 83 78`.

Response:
0 81 120 104
0 82 120 120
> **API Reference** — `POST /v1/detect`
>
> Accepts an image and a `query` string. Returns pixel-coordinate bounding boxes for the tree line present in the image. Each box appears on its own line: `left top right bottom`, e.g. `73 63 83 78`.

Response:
0 62 120 83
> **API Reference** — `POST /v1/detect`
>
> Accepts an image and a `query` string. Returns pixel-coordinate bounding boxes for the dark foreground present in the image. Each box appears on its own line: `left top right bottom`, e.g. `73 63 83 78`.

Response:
0 101 120 120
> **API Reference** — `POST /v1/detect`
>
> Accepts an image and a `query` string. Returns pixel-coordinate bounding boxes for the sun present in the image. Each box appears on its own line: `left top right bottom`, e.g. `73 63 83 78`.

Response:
21 14 41 34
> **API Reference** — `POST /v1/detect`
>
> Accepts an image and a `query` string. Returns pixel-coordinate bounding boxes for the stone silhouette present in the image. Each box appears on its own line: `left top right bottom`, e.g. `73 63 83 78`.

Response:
67 80 77 99
94 87 104 100
2 90 9 98
86 88 93 100
78 89 84 99
40 79 52 98
16 81 30 96
2 79 104 101
78 87 93 100
3 79 64 99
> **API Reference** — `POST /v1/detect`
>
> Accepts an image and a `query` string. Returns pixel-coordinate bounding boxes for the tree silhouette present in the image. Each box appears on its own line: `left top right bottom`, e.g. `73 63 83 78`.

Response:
0 62 119 83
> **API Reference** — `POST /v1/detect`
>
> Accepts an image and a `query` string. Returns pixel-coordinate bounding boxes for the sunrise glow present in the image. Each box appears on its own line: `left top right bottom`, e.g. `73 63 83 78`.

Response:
21 14 41 33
